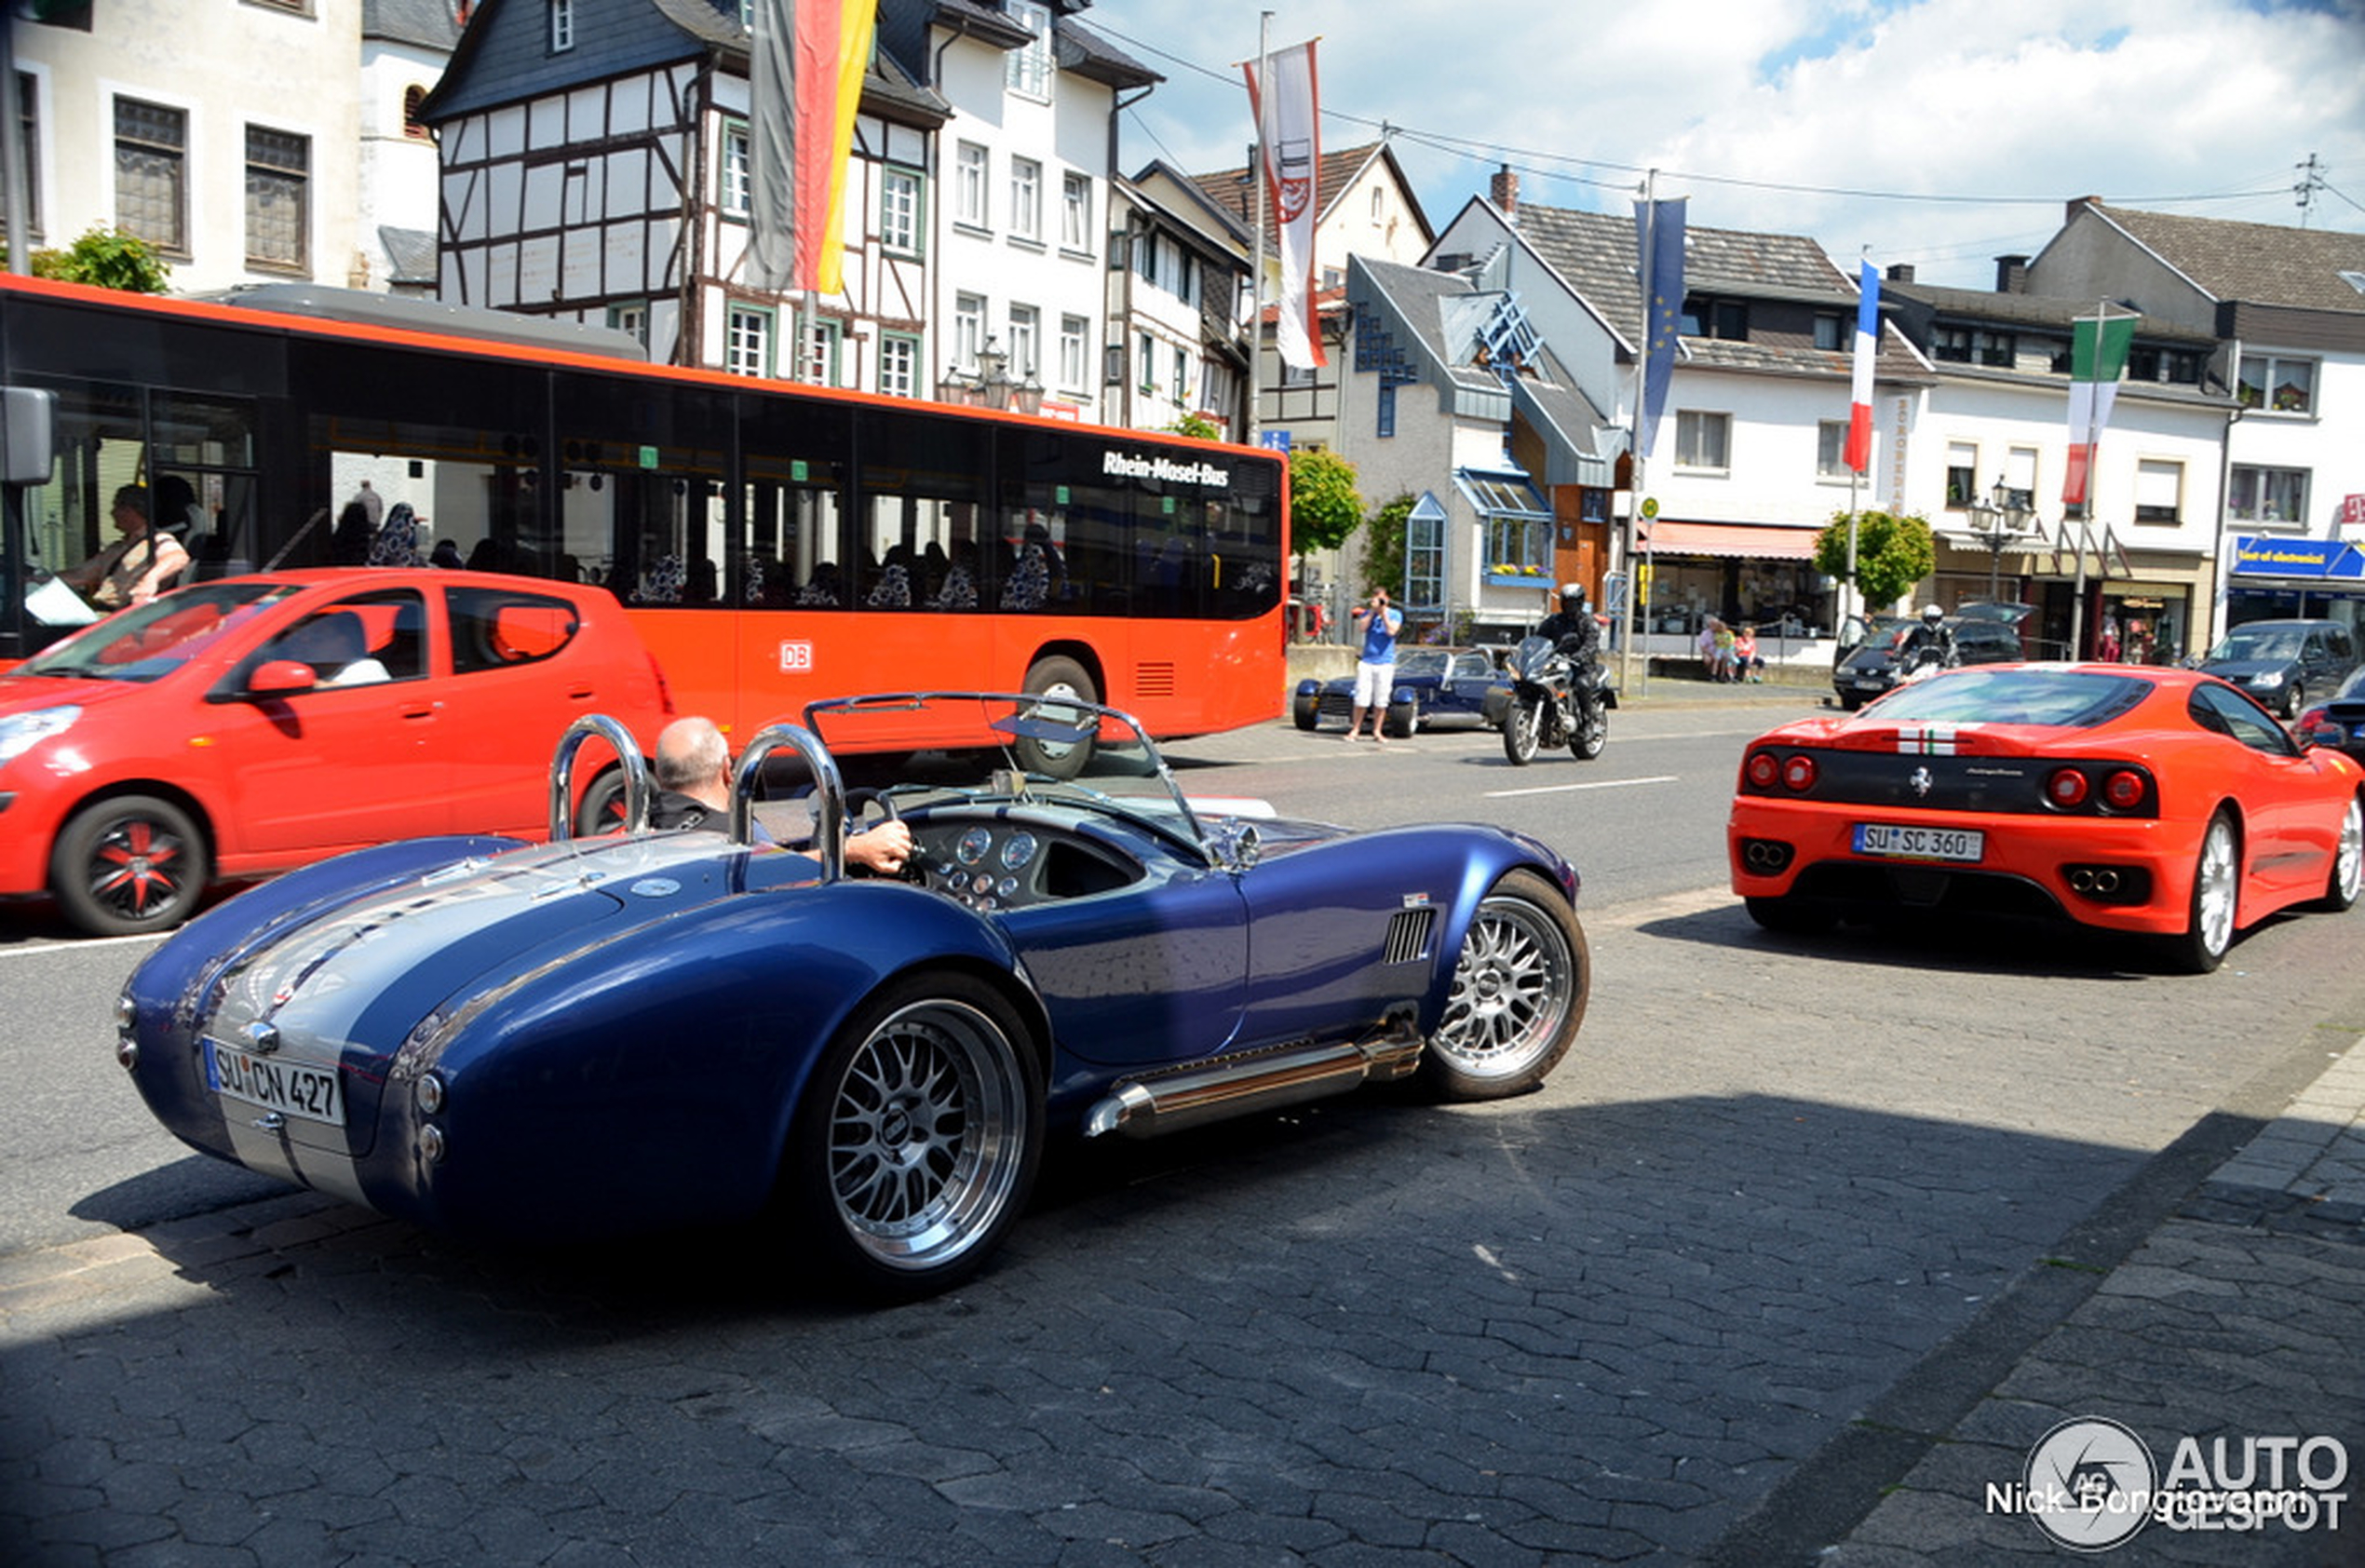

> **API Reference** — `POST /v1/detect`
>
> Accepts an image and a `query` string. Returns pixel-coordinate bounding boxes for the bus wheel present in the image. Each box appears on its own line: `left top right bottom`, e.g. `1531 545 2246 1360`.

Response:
1014 656 1098 779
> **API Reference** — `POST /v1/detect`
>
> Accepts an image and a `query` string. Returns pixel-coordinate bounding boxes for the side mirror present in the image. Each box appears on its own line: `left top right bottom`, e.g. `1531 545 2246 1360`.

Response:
245 658 318 696
1206 818 1262 872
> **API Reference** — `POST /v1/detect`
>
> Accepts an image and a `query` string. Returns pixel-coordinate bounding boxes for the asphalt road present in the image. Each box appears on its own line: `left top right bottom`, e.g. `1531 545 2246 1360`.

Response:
6 693 2364 1565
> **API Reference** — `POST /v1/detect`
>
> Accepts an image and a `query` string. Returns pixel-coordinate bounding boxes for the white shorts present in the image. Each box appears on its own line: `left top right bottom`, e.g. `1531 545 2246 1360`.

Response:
1353 659 1395 707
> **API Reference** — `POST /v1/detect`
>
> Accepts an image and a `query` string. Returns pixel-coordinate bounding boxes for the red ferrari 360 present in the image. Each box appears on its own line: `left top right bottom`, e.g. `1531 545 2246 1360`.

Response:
1728 664 2365 971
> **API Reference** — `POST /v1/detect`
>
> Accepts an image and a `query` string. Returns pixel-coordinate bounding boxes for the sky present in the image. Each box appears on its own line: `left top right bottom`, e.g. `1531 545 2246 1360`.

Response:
1091 0 2365 292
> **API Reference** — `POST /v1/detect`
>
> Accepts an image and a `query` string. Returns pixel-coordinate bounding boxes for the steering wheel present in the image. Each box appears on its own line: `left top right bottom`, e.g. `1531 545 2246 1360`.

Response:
845 787 926 884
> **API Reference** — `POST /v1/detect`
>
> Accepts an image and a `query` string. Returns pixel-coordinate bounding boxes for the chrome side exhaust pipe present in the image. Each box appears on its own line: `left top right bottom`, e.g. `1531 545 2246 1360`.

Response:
1085 1025 1425 1140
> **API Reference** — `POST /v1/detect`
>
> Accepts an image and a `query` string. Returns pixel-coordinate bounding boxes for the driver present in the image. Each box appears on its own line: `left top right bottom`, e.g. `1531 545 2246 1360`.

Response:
1900 603 1955 669
1534 583 1602 663
649 716 912 874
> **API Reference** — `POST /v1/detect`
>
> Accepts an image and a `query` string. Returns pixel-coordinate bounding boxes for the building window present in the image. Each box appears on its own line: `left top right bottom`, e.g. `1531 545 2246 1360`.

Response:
1674 411 1730 471
8 72 40 245
1058 315 1088 391
2134 460 2183 524
1934 327 2012 366
726 305 773 378
1171 343 1189 403
2004 446 2038 510
1007 304 1040 379
1135 230 1158 288
880 166 923 254
1009 157 1042 242
722 119 751 218
245 126 310 268
1061 172 1090 252
114 98 187 254
954 142 988 229
1006 1 1053 99
1138 331 1155 394
2128 345 2201 385
1370 185 1385 223
879 334 919 399
1945 441 1980 507
1816 420 1849 477
1459 469 1553 574
402 85 430 140
549 0 574 52
953 292 984 367
2237 353 2315 415
1679 296 1748 342
607 303 649 346
799 319 841 385
1376 383 1397 439
2230 466 2309 528
1814 313 1845 351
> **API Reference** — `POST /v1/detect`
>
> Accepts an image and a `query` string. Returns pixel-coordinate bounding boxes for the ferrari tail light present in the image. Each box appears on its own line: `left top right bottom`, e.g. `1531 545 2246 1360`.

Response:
2103 770 2147 810
2047 768 2090 807
1781 755 1818 792
1746 750 1780 789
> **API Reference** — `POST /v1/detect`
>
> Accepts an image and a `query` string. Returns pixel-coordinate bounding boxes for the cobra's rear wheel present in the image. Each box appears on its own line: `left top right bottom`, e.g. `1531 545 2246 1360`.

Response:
1422 870 1588 1100
787 973 1043 1300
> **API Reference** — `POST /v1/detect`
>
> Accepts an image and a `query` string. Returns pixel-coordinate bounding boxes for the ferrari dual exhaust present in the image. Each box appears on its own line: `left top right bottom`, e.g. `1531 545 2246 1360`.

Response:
1084 1023 1425 1140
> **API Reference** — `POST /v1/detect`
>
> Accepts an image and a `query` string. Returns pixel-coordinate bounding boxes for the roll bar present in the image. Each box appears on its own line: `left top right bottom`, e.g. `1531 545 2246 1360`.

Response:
547 713 649 841
731 721 845 881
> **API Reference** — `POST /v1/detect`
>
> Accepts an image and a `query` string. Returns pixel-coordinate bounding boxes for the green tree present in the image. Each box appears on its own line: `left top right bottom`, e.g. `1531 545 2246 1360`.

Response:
1815 507 1935 612
11 227 173 293
1289 446 1364 555
1362 493 1412 601
1167 412 1223 441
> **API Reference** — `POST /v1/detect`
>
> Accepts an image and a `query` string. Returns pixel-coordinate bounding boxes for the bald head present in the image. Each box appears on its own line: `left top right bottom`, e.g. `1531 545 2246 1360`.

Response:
655 716 730 796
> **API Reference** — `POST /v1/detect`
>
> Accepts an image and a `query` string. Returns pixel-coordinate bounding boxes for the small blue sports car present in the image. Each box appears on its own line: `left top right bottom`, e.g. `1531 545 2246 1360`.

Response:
114 694 1590 1299
1293 647 1509 737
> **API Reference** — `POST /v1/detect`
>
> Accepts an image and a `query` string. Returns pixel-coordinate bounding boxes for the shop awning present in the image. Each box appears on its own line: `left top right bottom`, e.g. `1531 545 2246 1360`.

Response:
1640 520 1823 561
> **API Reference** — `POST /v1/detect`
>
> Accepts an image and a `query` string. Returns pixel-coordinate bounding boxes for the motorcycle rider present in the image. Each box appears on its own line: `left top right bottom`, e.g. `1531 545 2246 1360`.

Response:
1898 602 1957 679
1535 583 1602 664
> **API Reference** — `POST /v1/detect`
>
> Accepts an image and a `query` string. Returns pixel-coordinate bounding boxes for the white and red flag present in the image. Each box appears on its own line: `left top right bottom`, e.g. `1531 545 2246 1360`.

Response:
1845 259 1879 473
1244 38 1325 371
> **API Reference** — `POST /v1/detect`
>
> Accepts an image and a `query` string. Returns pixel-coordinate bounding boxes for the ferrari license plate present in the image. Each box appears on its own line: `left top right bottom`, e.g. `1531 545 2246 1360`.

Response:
203 1038 345 1126
1853 822 1983 863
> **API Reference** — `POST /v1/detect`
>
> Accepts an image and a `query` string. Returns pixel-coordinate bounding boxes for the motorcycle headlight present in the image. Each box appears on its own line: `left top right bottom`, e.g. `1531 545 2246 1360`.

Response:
0 705 81 767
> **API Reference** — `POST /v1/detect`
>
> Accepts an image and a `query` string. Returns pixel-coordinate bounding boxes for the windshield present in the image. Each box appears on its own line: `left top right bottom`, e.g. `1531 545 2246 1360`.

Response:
15 581 294 683
804 693 1203 852
2208 626 2303 662
1855 667 2153 728
1392 650 1450 680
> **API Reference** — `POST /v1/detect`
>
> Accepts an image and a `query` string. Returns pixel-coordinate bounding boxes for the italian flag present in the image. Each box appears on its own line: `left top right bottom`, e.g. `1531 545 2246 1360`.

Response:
2061 313 2135 510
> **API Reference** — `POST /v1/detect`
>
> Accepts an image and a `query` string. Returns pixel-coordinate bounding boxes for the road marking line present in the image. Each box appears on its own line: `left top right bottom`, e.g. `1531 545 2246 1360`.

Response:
1484 775 1680 799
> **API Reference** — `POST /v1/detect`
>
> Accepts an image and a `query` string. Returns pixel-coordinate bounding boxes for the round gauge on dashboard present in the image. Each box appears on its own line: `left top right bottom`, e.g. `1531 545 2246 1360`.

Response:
999 831 1037 871
955 826 994 866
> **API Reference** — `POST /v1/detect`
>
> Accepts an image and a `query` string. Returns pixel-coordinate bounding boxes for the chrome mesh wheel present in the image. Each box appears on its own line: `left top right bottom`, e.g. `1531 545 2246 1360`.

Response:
1429 880 1583 1089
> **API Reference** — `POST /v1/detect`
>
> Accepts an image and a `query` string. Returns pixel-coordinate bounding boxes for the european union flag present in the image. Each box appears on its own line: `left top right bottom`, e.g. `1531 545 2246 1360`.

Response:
1633 196 1687 459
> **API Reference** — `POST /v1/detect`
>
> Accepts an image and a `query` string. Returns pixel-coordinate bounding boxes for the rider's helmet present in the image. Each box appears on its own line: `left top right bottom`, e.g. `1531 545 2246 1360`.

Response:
1921 603 1944 625
1559 582 1588 615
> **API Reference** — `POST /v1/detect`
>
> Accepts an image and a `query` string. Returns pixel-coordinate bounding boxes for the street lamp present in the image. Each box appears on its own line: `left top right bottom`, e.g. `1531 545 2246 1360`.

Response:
1965 476 2036 602
935 336 1046 414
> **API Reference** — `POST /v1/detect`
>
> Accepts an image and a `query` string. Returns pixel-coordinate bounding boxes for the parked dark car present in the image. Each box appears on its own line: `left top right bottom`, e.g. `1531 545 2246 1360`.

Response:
2196 618 2358 719
1293 647 1507 737
2296 663 2365 763
1833 612 2025 710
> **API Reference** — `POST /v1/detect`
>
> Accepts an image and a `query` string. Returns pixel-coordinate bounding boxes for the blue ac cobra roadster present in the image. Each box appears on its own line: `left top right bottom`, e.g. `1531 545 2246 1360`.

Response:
114 694 1589 1299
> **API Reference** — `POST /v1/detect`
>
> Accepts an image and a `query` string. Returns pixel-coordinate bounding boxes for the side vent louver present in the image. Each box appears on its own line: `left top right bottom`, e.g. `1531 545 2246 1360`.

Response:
1384 906 1435 966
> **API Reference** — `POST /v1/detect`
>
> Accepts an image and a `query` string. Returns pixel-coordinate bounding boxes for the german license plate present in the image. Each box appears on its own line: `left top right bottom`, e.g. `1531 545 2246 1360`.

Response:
1854 676 1886 690
1853 822 1983 863
203 1038 345 1126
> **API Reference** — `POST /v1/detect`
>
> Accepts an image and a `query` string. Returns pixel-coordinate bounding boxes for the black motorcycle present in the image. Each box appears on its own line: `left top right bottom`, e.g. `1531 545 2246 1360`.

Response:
1493 635 1615 766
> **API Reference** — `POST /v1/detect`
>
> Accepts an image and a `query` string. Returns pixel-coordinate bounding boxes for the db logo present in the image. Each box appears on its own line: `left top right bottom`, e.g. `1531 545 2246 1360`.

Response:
777 641 814 673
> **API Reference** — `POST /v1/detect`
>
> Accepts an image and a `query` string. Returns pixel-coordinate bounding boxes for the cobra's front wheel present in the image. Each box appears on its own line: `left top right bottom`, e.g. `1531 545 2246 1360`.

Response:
787 974 1043 1299
1422 869 1588 1099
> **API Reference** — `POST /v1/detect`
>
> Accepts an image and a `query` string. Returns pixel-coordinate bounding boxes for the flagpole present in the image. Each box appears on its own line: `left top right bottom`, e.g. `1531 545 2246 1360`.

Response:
1621 170 1654 703
1247 11 1272 450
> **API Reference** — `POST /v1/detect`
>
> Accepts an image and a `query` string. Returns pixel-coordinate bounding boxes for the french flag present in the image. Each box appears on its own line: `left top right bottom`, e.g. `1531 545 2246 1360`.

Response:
1845 260 1879 473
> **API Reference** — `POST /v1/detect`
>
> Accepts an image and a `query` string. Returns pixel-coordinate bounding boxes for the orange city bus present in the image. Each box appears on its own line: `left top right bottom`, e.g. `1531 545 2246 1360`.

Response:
0 274 1288 752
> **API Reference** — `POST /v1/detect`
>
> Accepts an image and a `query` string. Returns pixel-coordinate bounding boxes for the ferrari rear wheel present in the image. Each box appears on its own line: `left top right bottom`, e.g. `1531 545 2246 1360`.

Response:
51 794 211 938
1423 870 1588 1100
789 974 1043 1300
2165 810 2240 974
2316 793 2363 912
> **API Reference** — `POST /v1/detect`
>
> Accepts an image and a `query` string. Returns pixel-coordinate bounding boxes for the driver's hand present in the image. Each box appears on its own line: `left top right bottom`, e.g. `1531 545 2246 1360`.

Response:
846 818 913 875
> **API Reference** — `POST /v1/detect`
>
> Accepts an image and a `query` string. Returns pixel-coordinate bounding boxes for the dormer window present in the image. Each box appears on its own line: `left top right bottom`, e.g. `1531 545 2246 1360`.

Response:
549 0 574 53
1006 2 1053 101
1680 295 1748 341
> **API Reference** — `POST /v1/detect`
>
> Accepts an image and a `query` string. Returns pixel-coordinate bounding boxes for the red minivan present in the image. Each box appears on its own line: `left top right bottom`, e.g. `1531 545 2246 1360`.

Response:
0 570 675 936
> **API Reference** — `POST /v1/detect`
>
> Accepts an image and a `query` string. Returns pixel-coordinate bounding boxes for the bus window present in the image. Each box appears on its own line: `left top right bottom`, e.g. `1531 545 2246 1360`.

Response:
740 399 852 608
854 406 992 613
17 379 260 588
556 379 734 603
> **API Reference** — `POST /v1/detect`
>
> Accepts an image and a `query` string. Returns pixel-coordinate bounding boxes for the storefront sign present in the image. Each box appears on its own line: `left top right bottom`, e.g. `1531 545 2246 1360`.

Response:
2343 493 2365 531
2231 535 2365 580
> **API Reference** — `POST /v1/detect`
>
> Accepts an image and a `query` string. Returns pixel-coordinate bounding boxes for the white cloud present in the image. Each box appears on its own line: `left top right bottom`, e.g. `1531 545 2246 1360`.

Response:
1099 0 2365 287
